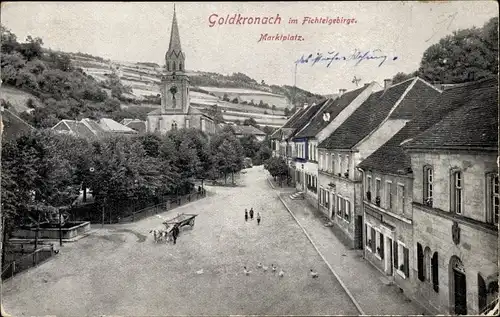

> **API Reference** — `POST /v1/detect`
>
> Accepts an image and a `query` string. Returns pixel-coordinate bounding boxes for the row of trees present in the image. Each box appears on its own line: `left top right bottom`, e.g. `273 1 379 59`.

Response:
392 17 498 84
1 125 245 233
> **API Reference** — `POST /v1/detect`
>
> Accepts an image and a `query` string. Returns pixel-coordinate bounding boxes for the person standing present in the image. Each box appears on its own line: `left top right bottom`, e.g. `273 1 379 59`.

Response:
245 209 248 222
257 212 261 225
172 225 179 245
249 208 254 220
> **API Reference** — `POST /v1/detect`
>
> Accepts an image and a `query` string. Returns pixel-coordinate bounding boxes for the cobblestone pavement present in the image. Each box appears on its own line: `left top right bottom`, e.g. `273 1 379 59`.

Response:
268 178 428 315
2 166 359 316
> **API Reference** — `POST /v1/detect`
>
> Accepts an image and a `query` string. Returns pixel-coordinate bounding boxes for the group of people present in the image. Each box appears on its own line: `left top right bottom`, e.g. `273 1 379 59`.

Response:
245 208 261 225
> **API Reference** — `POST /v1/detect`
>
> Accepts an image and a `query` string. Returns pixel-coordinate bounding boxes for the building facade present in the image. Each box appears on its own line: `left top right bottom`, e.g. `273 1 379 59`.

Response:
146 8 214 135
403 78 498 315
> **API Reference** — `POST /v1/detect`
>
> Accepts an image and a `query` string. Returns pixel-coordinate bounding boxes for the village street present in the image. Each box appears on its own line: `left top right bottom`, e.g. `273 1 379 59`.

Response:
2 166 359 316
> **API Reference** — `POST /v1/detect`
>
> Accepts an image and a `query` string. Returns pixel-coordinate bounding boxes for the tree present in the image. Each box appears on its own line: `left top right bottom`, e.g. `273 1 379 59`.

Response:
271 105 277 113
222 93 230 101
243 117 258 128
284 107 290 117
231 97 239 104
264 157 288 186
392 71 417 84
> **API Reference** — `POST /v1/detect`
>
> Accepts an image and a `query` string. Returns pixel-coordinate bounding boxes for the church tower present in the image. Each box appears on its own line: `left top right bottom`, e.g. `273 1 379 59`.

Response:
161 6 190 114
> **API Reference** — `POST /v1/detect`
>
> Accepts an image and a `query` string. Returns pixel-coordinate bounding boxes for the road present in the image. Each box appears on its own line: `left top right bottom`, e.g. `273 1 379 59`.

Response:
2 166 359 316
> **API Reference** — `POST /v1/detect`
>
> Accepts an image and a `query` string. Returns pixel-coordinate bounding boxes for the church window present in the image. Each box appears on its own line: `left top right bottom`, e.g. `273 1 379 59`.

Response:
179 62 183 71
172 122 178 130
167 62 170 71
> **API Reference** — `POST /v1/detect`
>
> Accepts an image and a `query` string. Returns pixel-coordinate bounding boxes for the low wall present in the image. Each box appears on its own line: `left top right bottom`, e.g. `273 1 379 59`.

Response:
11 221 91 240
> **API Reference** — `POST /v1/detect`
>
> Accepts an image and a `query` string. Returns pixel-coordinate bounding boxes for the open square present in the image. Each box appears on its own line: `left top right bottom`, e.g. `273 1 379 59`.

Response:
2 167 358 316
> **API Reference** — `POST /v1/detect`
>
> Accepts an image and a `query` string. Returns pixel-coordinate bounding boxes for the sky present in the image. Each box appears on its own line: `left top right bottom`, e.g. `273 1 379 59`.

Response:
1 1 498 95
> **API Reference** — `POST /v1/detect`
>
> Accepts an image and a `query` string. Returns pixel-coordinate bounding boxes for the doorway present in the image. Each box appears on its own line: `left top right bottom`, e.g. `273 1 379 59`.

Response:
454 269 467 315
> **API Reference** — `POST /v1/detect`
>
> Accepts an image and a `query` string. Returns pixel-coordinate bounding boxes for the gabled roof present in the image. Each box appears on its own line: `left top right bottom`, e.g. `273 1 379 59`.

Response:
403 77 498 151
124 119 146 133
1 108 34 141
232 124 266 136
359 77 498 174
319 77 439 149
55 120 98 139
294 86 368 139
98 118 137 133
270 108 305 139
285 100 328 140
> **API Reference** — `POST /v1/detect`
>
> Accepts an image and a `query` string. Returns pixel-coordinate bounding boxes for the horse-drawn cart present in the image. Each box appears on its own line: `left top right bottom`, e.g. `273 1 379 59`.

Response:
162 213 198 231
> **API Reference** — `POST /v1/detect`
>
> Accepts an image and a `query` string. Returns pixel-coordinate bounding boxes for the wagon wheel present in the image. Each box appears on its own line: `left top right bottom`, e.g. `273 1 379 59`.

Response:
189 218 195 228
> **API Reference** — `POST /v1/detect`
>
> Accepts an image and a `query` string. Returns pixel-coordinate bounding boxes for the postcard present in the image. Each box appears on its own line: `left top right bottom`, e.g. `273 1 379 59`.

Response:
0 1 498 316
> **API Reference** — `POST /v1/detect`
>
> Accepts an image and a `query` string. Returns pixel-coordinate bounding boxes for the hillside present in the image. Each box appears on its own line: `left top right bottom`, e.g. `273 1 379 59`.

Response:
1 25 323 130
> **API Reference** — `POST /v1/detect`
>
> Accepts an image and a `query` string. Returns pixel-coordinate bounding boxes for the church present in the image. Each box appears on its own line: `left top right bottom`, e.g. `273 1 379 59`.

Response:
146 8 216 135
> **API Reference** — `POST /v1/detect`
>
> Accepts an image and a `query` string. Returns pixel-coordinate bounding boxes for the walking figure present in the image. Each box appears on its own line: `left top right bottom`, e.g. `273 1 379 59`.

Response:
249 208 254 220
257 212 261 225
245 209 248 222
172 225 180 245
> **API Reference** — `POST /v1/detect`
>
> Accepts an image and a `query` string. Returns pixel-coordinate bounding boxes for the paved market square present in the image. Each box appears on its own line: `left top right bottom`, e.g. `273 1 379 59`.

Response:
2 166 359 316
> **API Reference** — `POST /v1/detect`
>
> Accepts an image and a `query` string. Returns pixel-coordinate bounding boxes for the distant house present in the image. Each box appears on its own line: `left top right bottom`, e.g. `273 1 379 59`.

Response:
52 118 137 139
1 107 35 142
231 124 266 141
121 118 146 133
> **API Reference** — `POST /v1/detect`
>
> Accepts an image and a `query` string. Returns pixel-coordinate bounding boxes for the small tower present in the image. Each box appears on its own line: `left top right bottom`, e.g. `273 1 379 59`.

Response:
161 5 190 114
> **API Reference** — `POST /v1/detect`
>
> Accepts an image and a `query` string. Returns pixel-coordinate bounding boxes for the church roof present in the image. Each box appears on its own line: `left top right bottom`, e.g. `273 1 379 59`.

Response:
166 7 184 59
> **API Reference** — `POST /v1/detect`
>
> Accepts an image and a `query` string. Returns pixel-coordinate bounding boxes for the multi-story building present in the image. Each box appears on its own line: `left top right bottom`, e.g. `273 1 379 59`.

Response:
317 77 441 249
270 102 326 185
402 78 498 315
292 83 378 206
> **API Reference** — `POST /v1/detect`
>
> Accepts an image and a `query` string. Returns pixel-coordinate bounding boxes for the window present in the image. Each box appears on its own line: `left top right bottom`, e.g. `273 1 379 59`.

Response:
179 62 183 71
331 154 336 174
339 155 344 176
451 171 463 214
344 199 351 222
185 119 190 129
386 181 393 210
423 166 433 206
424 247 431 281
417 243 424 281
431 252 439 292
487 173 499 225
337 196 343 217
395 241 409 278
375 230 384 259
345 155 349 174
366 175 372 201
370 227 376 250
319 154 323 170
375 178 381 206
171 122 178 130
366 224 372 251
397 184 405 213
325 190 330 209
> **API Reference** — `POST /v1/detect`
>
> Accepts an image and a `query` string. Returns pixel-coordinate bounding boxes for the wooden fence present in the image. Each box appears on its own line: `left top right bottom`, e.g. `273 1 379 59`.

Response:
1 244 55 281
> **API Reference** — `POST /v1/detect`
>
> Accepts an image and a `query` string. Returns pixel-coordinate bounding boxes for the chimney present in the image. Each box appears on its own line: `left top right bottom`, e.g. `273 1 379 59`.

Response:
384 79 393 89
338 89 347 97
364 83 370 88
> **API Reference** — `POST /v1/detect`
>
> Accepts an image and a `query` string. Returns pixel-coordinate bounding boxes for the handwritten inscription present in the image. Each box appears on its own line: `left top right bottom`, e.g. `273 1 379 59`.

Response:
295 49 399 67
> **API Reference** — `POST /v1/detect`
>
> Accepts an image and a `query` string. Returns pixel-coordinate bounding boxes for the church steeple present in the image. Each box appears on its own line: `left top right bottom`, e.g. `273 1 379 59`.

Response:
165 5 185 72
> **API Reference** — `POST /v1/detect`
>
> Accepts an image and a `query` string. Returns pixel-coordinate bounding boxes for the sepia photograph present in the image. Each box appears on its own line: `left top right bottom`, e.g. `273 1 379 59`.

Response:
0 1 498 316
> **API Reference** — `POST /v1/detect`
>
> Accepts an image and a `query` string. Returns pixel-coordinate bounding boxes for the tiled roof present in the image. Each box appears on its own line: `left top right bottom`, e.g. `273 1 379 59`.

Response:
125 120 146 133
99 118 137 133
285 100 328 140
63 120 98 139
1 108 34 141
403 77 498 150
294 86 368 138
270 108 305 139
319 78 415 149
232 124 266 136
281 107 309 129
359 77 498 174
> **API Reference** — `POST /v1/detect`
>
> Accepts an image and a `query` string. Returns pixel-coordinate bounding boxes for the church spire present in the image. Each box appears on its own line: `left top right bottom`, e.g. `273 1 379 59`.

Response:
165 5 185 72
168 5 182 54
